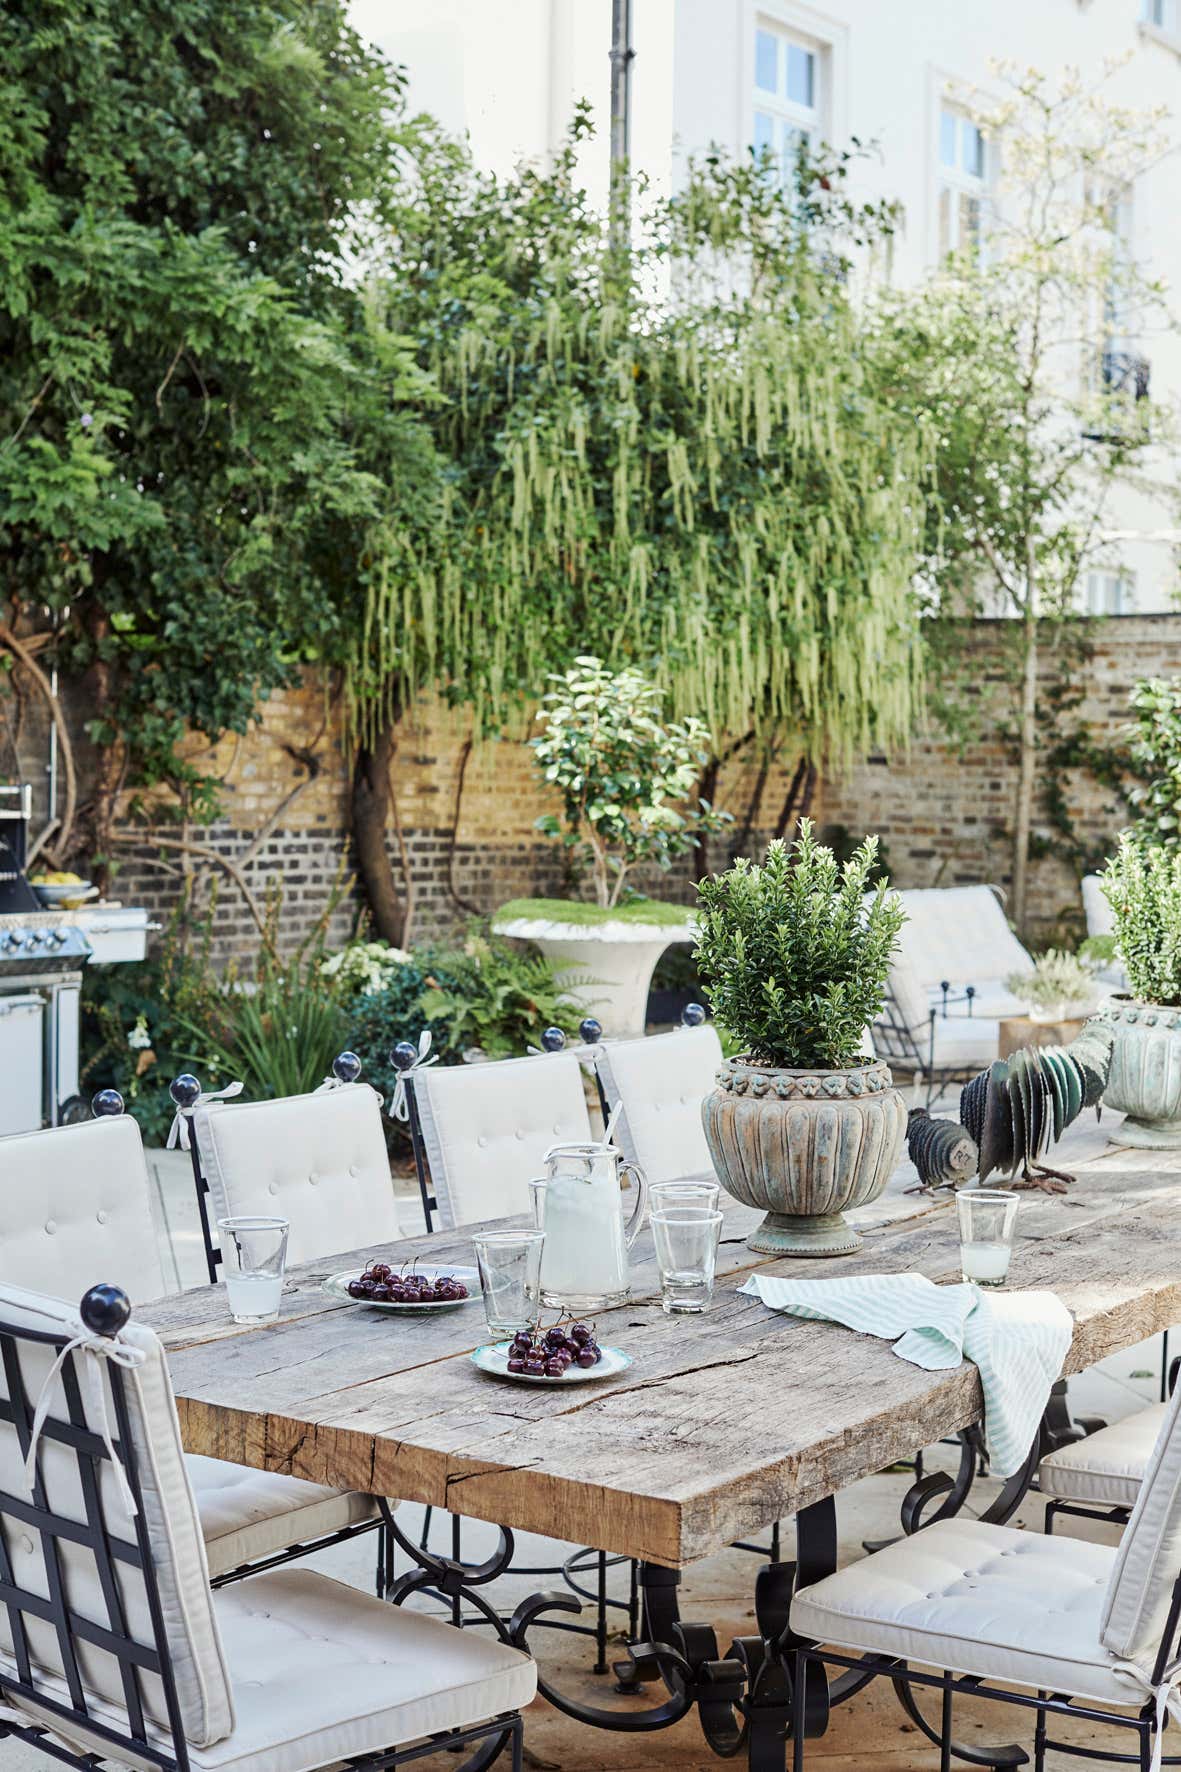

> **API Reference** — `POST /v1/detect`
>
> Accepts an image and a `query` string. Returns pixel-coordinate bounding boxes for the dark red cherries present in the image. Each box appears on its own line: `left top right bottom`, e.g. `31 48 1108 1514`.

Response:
348 1261 469 1304
505 1319 602 1378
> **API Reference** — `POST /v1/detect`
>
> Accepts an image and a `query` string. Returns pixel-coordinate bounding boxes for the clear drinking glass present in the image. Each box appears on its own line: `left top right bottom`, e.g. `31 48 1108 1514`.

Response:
650 1179 721 1213
956 1189 1019 1288
217 1217 289 1324
473 1229 545 1338
650 1206 723 1314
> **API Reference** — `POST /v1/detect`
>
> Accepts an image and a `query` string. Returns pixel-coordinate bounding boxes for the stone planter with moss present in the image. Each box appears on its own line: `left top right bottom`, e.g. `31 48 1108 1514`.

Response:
696 824 908 1256
495 658 727 1035
492 897 697 1037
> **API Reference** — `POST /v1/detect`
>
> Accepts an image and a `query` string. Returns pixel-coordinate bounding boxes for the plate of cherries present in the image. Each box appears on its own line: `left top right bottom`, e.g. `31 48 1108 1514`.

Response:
471 1318 633 1384
324 1260 478 1314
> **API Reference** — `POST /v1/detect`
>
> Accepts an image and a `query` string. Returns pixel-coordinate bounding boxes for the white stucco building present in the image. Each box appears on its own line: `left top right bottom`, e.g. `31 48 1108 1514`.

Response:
350 0 1181 612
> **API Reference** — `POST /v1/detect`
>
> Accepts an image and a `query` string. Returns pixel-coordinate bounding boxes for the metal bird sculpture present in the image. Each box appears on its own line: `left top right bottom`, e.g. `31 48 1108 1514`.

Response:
906 1019 1115 1196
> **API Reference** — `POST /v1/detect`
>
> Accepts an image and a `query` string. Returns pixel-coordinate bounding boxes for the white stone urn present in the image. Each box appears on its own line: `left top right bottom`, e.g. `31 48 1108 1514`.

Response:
1100 999 1181 1148
492 899 697 1037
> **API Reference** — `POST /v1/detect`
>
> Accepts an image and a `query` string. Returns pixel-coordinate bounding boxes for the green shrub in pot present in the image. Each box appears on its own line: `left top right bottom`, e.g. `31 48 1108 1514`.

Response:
1098 835 1181 1147
695 822 908 1257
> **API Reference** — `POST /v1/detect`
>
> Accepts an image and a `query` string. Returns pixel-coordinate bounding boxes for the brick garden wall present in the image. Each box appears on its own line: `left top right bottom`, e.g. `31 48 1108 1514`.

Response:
13 614 1181 960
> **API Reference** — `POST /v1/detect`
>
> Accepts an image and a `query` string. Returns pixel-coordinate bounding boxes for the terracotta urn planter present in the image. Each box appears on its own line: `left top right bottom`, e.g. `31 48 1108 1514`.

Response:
1100 1000 1181 1148
701 1055 907 1256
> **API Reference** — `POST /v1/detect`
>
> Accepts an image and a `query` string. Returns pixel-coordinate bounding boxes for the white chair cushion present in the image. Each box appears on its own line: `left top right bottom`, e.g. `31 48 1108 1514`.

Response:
1083 873 1115 939
596 1025 722 1187
791 1517 1129 1706
187 1457 380 1579
414 1053 593 1230
0 1117 168 1302
889 887 1033 997
1101 1374 1181 1663
927 982 1027 1021
929 1016 1001 1069
16 1565 535 1772
0 1283 234 1747
885 951 933 1037
1041 1403 1167 1508
196 1085 398 1266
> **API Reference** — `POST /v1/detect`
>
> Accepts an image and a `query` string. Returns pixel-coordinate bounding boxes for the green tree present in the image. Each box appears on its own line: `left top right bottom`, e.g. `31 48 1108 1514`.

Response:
867 63 1174 928
348 120 934 939
0 0 431 867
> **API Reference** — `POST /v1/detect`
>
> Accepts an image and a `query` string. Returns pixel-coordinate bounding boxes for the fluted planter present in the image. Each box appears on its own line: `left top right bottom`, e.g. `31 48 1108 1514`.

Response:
702 1056 907 1256
1100 1000 1181 1149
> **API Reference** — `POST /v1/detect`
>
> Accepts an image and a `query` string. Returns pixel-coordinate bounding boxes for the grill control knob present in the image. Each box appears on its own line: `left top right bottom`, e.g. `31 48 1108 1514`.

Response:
2 931 23 951
25 930 44 948
48 929 67 948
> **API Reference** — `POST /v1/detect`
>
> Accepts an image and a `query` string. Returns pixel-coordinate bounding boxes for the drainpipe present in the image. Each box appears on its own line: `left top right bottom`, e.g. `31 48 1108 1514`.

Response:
608 0 634 251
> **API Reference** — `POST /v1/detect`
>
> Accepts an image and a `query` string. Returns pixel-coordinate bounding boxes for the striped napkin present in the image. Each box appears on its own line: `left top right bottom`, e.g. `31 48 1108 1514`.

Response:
739 1271 1072 1477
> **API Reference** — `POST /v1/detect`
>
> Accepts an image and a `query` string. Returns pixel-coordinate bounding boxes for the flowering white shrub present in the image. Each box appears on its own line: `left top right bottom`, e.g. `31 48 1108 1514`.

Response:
321 941 412 997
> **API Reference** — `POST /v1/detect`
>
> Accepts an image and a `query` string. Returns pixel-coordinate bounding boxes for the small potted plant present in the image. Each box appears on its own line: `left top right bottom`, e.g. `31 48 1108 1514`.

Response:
695 823 907 1256
493 657 727 1035
1098 833 1181 1147
1003 949 1097 1025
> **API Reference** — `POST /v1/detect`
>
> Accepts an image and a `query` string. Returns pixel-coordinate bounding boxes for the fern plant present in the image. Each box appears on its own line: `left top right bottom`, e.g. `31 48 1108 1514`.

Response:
694 822 905 1069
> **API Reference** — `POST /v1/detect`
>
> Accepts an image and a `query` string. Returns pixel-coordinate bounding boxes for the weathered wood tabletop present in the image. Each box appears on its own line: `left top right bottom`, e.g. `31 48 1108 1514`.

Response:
154 1115 1181 1569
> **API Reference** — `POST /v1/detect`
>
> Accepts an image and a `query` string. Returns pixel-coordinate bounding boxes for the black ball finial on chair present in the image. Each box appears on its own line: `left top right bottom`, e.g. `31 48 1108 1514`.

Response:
169 1073 201 1110
391 1041 419 1072
91 1089 124 1118
541 1027 566 1053
579 1017 603 1045
682 1002 707 1027
332 1051 363 1084
80 1285 132 1339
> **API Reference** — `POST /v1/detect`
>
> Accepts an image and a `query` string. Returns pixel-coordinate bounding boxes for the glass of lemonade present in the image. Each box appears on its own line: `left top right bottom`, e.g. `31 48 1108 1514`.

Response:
217 1216 290 1324
956 1189 1019 1288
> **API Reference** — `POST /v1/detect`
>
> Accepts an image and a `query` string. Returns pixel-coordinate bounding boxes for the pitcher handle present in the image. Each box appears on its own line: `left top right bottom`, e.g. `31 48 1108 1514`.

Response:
620 1161 648 1247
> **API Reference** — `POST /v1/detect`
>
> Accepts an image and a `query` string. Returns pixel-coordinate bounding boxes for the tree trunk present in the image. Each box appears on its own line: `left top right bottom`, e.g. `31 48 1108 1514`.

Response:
1011 589 1039 932
351 714 410 946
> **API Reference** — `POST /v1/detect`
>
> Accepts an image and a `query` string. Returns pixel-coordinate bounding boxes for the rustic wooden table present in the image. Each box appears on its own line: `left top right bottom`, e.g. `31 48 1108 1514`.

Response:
998 1013 1089 1059
151 1113 1180 1767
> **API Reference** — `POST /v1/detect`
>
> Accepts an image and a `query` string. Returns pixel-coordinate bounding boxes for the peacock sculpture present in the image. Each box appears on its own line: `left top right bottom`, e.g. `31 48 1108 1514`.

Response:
907 1020 1115 1195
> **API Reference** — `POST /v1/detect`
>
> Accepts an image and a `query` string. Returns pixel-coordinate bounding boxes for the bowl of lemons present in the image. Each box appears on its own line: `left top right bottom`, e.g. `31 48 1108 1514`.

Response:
31 871 96 909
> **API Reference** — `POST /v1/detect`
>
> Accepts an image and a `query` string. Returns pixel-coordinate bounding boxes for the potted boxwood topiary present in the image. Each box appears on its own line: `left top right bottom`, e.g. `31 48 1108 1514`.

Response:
695 823 908 1256
493 657 727 1035
1098 834 1181 1147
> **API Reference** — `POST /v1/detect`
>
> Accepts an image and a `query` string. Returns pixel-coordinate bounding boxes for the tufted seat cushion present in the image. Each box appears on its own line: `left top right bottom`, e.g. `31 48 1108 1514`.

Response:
1040 1403 1167 1508
791 1518 1134 1706
929 1015 1002 1069
596 1025 722 1187
195 1084 398 1266
414 1053 594 1229
188 1457 380 1579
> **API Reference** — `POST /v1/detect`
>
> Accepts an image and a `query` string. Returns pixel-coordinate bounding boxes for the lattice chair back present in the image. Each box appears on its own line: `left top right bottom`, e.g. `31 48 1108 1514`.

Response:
0 1282 233 1767
193 1079 399 1268
1100 1368 1181 1680
594 1022 723 1187
409 1052 594 1230
0 1108 168 1303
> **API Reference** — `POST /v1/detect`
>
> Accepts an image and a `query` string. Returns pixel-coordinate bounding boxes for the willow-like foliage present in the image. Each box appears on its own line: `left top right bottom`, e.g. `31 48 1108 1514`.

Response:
348 122 931 763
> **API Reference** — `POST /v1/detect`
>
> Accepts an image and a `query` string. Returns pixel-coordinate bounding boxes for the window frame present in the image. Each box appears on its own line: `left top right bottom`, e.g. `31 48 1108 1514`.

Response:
751 14 827 182
936 100 991 261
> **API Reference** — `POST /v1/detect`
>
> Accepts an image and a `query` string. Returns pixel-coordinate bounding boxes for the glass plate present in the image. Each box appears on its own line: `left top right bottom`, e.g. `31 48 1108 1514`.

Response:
323 1265 480 1313
471 1341 633 1384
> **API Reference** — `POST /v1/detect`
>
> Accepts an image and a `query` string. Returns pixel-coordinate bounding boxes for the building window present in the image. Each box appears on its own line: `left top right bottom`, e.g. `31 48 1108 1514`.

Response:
1084 569 1134 616
1141 0 1179 29
937 104 988 259
753 23 822 181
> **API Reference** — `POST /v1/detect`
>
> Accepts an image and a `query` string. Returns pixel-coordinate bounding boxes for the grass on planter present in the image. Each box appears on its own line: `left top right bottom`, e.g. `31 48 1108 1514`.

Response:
495 896 696 927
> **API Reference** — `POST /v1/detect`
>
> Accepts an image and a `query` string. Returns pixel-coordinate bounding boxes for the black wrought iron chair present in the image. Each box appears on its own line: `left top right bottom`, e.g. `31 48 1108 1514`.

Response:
0 1280 533 1772
0 1090 392 1595
871 979 997 1109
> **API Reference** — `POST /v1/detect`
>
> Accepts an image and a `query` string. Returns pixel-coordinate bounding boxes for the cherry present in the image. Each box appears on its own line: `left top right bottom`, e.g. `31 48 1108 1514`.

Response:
524 1356 545 1377
370 1263 392 1282
507 1356 527 1374
545 1357 567 1378
576 1348 598 1369
543 1327 567 1349
372 1284 392 1302
347 1280 366 1299
569 1324 592 1346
